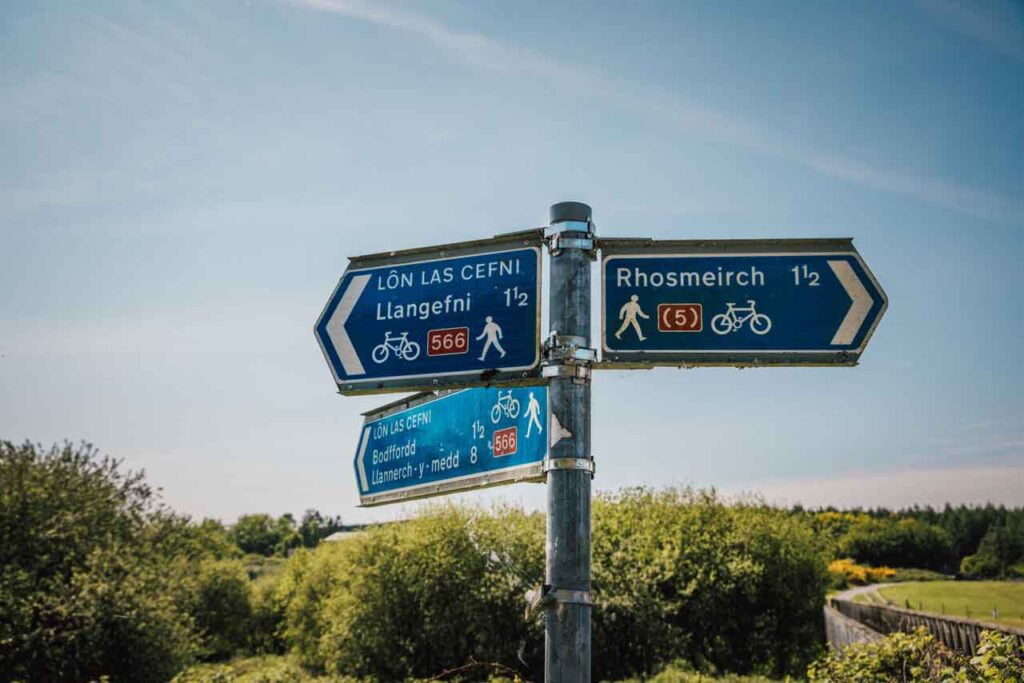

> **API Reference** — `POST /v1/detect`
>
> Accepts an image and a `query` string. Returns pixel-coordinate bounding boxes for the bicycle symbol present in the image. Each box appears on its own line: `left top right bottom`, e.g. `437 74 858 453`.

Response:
371 331 421 363
490 390 521 424
711 300 772 336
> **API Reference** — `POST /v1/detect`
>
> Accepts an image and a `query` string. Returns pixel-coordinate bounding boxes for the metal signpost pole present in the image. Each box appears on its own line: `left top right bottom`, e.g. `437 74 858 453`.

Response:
543 201 595 682
313 203 888 682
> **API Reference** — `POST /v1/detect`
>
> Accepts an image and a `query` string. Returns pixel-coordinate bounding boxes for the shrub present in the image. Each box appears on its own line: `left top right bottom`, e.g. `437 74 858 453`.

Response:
280 506 544 680
591 489 829 680
190 559 255 660
275 492 829 681
0 440 200 681
890 567 948 582
808 627 1024 681
249 566 289 655
827 558 896 588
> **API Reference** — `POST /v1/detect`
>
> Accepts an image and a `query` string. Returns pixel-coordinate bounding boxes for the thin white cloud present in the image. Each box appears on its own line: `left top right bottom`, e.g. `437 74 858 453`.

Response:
288 0 1024 225
917 0 1024 65
723 461 1024 508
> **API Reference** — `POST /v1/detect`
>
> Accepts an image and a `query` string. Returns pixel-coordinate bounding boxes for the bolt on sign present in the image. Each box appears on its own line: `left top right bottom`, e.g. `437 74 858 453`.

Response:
315 232 543 395
600 238 887 366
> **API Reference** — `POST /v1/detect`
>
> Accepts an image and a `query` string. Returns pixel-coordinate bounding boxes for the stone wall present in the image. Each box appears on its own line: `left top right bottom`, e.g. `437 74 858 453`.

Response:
824 604 885 650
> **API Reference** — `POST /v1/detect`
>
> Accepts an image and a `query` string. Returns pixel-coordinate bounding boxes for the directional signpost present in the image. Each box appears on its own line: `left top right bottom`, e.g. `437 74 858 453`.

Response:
315 207 889 683
315 235 542 394
353 386 549 506
600 238 887 366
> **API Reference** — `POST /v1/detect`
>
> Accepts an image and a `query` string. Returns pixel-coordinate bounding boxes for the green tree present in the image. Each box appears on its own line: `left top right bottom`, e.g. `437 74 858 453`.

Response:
232 513 301 556
297 508 345 548
591 489 828 680
0 440 199 681
961 524 1024 578
189 559 254 660
837 517 955 571
278 505 544 679
273 513 301 555
231 514 279 555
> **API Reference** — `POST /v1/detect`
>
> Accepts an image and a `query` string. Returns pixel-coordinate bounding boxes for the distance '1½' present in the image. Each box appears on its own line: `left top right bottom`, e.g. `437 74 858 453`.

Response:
791 264 820 286
504 286 528 307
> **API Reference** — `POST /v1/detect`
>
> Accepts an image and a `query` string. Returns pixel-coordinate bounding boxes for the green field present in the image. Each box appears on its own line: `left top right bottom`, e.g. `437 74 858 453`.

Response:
876 581 1024 628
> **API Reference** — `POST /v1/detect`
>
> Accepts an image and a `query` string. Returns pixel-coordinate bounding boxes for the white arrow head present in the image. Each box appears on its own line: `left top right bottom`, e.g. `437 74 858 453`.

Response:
829 260 873 346
356 425 371 492
326 273 370 377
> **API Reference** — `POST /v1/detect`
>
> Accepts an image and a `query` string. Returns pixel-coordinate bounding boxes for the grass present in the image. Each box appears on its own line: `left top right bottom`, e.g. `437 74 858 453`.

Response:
876 581 1024 628
852 590 887 606
890 567 948 582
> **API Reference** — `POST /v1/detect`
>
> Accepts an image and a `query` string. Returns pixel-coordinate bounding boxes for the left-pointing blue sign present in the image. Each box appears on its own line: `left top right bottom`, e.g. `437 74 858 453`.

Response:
354 386 549 506
315 241 542 395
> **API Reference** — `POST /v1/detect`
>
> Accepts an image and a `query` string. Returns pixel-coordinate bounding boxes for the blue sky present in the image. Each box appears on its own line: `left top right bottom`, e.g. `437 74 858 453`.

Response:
2 0 1022 523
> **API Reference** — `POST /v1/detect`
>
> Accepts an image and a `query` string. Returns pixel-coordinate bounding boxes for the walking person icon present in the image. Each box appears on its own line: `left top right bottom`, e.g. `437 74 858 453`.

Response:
525 391 543 438
615 294 649 341
476 316 507 361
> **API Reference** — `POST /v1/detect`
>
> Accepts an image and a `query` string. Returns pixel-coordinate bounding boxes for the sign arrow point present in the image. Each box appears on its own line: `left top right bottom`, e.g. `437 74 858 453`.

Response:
828 260 873 346
328 274 370 377
356 425 371 492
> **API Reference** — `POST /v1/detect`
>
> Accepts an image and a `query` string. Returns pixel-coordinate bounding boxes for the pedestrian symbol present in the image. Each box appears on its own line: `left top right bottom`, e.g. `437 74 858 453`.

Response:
476 316 507 361
615 294 649 341
525 391 543 438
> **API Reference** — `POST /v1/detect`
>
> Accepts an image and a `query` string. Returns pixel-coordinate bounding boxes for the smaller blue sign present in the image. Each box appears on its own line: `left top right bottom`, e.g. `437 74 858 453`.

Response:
354 385 549 506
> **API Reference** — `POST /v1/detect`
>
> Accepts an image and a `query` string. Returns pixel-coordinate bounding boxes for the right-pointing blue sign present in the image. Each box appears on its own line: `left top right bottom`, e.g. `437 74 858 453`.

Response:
600 239 887 366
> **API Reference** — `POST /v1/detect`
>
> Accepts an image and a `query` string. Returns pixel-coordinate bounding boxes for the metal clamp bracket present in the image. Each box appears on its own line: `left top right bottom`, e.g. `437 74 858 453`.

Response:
543 333 597 365
545 220 596 256
544 457 595 475
528 585 594 616
550 235 594 252
548 589 593 606
542 364 591 381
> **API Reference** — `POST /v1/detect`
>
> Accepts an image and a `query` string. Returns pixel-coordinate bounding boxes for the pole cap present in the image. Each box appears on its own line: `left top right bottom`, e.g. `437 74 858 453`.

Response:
549 201 592 225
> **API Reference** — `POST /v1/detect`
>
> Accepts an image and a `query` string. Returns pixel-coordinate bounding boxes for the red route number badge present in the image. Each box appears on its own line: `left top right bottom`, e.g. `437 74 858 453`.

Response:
657 304 702 332
427 327 469 356
493 426 518 457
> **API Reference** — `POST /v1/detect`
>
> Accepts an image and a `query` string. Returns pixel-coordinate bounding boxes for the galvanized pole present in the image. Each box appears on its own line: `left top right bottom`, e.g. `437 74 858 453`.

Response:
543 201 595 682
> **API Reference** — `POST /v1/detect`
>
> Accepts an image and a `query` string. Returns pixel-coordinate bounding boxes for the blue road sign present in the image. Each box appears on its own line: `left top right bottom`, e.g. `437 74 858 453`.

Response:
600 239 887 366
354 386 549 506
315 240 542 394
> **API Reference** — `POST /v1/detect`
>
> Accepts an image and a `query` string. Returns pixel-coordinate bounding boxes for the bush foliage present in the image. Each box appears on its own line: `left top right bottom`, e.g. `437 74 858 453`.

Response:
827 558 896 589
273 489 828 681
23 439 998 681
0 441 279 681
592 489 828 680
808 627 1024 682
276 505 544 680
0 441 200 681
